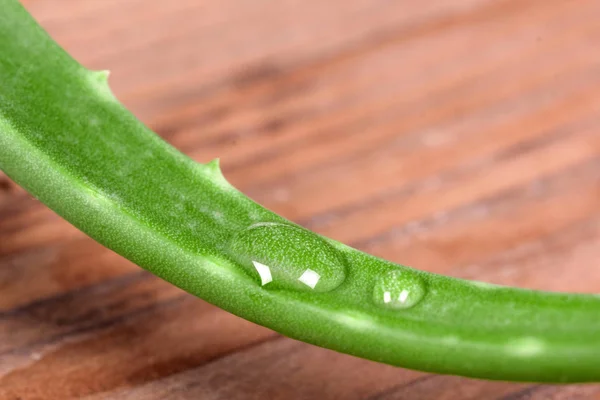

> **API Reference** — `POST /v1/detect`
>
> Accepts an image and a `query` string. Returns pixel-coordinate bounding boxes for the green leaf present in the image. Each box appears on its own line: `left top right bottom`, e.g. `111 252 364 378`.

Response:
2 0 600 382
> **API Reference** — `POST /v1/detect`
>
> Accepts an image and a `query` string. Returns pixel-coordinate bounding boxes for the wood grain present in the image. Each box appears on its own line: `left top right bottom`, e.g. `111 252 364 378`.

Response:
2 0 600 398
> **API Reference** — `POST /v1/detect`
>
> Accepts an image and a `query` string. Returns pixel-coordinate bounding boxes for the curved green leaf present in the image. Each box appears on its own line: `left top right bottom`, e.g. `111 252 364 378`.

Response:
2 0 599 382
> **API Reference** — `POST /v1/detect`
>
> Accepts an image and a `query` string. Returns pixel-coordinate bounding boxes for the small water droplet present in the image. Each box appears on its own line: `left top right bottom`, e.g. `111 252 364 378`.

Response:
229 222 346 292
373 270 426 309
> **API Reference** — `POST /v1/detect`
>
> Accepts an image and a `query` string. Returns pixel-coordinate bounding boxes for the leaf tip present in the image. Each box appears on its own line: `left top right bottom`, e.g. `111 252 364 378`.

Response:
87 69 117 102
202 158 236 191
207 157 221 170
97 69 111 81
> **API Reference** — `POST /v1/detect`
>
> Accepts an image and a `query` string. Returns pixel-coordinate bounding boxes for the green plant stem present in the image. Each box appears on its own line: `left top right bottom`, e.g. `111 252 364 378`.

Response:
2 0 600 383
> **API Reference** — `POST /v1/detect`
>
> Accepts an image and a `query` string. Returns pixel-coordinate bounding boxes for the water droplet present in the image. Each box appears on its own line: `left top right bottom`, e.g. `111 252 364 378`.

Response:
229 222 346 292
373 270 426 309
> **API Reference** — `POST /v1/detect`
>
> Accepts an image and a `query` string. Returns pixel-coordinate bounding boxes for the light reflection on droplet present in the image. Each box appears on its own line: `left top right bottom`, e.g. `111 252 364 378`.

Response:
383 291 392 304
398 289 409 303
252 260 273 286
298 269 320 289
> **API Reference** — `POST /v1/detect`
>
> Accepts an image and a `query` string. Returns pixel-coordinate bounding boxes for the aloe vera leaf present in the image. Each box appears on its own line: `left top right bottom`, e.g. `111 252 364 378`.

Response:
2 0 600 383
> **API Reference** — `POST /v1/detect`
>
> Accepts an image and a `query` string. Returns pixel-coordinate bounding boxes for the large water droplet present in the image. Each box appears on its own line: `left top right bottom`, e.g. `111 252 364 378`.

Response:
229 222 346 292
373 270 426 309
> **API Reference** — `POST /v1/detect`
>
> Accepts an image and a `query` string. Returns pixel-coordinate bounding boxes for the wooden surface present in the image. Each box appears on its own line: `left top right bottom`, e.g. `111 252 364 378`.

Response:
2 0 600 398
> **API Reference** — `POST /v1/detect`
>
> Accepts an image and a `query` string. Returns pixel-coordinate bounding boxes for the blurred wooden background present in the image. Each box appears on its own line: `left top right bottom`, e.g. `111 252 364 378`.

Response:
2 0 600 398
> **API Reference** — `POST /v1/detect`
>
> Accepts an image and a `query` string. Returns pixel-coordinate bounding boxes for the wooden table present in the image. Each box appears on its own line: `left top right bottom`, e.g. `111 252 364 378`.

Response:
2 0 600 398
